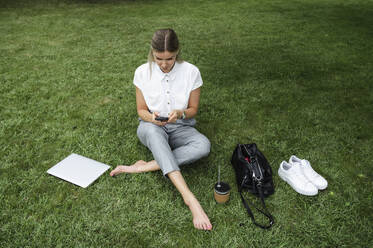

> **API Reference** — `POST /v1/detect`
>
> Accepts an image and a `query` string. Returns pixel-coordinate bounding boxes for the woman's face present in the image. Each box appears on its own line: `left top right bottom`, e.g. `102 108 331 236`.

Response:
153 50 178 73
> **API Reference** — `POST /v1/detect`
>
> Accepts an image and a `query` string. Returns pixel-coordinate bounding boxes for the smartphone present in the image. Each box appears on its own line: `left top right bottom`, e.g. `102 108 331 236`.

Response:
155 116 169 122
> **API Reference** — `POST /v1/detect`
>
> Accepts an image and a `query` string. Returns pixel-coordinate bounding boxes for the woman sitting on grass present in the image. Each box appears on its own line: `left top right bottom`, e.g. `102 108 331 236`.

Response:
110 28 212 231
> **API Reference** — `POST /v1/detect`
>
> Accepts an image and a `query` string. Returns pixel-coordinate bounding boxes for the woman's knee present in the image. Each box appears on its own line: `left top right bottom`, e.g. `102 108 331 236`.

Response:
138 122 161 139
196 135 211 158
137 122 167 147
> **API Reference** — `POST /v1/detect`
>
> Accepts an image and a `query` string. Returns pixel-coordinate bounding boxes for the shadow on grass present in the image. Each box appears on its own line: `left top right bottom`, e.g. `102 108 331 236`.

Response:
197 1 373 144
0 0 163 8
200 1 373 88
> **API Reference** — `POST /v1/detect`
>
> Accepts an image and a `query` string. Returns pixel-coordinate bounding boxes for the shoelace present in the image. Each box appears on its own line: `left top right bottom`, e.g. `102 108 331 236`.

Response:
292 163 312 183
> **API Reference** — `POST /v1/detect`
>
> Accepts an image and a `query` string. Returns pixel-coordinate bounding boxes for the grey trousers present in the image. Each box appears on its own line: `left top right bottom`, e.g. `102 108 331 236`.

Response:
137 120 211 176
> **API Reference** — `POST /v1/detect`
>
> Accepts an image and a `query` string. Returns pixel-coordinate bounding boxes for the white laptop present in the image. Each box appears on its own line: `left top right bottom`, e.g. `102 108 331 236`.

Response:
47 153 111 188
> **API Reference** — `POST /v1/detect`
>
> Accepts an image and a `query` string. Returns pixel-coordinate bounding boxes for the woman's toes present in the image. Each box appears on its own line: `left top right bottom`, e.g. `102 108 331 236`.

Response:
196 223 202 230
110 166 124 176
204 223 209 230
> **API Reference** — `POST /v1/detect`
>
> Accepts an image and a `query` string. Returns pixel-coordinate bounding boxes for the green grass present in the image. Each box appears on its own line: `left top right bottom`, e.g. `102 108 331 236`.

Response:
1 0 372 247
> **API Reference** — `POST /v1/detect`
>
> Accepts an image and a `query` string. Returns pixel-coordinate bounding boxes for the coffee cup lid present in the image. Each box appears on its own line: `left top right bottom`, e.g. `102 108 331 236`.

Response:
214 182 230 194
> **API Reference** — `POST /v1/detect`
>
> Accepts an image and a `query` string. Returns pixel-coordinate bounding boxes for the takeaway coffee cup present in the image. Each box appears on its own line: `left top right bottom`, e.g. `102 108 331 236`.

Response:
214 182 231 204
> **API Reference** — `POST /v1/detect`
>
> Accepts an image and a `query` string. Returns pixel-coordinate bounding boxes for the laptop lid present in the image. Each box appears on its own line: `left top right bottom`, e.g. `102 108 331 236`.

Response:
47 153 111 188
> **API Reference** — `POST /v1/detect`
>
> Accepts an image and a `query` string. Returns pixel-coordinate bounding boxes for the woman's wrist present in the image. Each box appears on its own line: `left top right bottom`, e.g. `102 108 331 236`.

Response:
182 107 197 119
138 110 153 122
177 109 186 119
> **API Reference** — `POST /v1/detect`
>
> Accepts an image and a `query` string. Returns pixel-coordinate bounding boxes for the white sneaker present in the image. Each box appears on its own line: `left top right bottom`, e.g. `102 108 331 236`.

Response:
289 155 328 190
278 161 318 196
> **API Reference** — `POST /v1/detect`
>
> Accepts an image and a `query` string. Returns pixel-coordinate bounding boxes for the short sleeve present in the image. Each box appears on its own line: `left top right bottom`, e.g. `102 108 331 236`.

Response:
191 67 203 91
133 66 143 90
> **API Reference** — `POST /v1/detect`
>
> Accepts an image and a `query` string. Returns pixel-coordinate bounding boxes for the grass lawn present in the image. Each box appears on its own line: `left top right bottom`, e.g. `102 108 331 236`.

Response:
1 0 372 247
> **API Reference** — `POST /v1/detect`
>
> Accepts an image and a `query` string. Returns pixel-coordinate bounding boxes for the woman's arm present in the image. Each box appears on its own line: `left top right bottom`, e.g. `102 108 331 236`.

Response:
168 87 201 122
184 87 200 119
136 87 165 125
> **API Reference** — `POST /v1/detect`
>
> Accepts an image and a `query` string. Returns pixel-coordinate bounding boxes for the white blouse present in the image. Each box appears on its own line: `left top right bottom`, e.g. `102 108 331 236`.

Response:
133 61 203 116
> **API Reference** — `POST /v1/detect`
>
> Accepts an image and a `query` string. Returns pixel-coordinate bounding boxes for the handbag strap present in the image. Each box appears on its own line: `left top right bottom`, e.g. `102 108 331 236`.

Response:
239 185 274 229
238 144 274 229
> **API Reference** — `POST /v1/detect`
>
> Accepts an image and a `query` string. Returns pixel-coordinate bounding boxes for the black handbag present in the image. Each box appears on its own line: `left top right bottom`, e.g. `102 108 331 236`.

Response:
231 143 275 229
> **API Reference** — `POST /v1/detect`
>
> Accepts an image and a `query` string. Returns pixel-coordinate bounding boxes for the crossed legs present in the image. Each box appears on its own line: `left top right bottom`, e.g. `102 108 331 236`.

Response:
110 122 212 230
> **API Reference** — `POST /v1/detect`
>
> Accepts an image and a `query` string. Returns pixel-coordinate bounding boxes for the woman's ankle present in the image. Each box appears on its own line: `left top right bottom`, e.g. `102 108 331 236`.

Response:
183 192 198 207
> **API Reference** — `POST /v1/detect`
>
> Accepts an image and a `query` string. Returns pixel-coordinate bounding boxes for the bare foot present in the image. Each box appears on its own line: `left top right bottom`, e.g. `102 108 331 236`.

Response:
110 160 147 176
186 197 212 230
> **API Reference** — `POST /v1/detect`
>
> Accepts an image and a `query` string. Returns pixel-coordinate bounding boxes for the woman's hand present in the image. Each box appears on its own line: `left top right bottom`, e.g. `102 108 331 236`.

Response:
167 110 183 123
152 112 167 126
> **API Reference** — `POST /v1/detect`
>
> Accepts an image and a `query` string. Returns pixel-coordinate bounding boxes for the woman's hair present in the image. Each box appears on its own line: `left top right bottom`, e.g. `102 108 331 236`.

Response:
147 28 182 64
